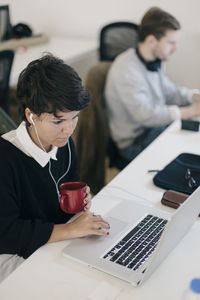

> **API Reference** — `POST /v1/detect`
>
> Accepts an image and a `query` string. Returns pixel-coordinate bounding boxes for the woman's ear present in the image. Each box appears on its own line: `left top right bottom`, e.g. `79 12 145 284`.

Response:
25 108 34 125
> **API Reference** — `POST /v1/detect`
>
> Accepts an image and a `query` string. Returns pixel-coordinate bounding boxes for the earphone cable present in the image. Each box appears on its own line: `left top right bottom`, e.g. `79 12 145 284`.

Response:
32 122 71 201
48 141 71 199
56 140 71 188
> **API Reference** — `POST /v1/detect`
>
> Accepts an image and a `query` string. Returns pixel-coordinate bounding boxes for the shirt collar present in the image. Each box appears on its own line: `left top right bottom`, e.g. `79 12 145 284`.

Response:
16 121 58 167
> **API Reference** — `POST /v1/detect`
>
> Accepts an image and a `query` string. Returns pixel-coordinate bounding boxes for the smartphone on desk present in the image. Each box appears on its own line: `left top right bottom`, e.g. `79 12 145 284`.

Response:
181 119 200 132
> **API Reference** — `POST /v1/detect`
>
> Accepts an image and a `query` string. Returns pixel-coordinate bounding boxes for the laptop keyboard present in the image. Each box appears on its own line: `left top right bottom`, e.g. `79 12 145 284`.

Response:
103 214 168 271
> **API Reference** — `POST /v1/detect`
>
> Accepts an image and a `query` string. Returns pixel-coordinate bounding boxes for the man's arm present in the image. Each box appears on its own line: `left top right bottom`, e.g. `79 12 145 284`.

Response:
180 94 200 119
161 69 199 107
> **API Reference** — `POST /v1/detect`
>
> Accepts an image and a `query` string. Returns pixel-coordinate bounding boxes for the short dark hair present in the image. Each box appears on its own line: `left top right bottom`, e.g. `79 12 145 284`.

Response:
139 7 181 42
17 53 90 122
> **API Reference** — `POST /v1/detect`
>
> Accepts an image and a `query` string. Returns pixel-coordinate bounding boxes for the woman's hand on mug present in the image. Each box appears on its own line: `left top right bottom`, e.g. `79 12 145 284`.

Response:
66 211 110 238
83 186 92 211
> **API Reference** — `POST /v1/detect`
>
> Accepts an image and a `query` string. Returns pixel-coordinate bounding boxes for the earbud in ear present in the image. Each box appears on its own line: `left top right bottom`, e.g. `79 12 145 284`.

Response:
30 113 35 125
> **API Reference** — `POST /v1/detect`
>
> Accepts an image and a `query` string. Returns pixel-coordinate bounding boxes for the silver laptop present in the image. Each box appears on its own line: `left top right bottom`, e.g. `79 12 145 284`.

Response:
62 187 200 286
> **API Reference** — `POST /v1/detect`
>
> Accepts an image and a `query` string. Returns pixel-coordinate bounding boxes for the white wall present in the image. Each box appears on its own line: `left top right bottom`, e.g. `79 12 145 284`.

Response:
2 0 200 88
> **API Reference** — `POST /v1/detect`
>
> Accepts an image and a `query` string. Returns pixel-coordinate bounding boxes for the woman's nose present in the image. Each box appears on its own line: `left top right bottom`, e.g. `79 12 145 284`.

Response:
62 121 74 136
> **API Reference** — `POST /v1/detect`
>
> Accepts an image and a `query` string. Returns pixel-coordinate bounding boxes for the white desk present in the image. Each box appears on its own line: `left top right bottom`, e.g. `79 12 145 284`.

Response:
0 121 200 300
10 36 98 86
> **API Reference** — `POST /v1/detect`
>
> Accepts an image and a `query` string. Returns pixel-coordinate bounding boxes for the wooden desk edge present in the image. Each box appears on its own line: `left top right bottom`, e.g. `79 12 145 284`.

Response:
0 35 50 51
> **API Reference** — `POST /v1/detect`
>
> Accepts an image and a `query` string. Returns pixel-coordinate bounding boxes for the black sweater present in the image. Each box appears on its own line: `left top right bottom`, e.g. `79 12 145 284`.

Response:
0 137 79 258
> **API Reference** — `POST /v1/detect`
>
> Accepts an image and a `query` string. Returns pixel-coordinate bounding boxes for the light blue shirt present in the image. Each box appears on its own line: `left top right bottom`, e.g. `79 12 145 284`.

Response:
105 48 195 149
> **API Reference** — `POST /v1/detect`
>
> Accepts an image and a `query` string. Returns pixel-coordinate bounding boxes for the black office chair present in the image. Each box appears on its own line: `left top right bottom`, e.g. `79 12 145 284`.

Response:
99 21 139 61
75 62 128 194
0 50 15 113
0 5 13 41
0 107 16 135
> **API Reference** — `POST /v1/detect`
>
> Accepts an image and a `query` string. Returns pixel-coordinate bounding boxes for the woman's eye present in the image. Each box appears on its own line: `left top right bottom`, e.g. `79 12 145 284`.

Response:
53 120 62 124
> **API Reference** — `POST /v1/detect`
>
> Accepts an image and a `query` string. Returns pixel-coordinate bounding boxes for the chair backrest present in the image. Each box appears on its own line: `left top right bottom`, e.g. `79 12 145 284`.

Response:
99 21 139 61
0 50 14 113
0 5 13 42
75 62 112 194
0 107 16 135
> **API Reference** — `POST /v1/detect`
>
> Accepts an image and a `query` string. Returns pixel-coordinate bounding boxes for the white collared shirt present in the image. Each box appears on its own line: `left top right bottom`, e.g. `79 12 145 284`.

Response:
2 121 58 167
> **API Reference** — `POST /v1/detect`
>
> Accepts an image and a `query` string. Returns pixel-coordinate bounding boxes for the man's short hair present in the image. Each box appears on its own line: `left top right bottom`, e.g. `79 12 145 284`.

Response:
139 7 181 42
17 53 90 122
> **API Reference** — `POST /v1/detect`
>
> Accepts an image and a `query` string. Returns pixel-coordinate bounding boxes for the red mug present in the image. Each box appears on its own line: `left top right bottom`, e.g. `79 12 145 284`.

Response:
59 182 87 214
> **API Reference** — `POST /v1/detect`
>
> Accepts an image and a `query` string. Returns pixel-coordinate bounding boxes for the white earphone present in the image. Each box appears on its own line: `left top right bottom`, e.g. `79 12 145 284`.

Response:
29 111 71 200
30 113 35 125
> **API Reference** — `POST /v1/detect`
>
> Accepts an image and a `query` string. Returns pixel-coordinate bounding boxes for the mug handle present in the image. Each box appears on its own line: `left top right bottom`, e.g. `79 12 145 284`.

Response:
60 194 68 213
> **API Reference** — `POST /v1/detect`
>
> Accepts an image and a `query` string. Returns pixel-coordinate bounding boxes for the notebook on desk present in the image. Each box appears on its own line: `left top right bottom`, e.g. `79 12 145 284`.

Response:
62 186 200 286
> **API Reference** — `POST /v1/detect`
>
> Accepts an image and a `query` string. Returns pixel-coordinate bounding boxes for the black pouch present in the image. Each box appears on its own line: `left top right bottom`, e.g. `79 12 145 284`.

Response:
153 153 200 194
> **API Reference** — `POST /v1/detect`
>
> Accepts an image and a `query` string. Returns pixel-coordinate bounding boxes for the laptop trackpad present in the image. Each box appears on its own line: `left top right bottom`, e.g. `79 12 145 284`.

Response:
106 216 128 239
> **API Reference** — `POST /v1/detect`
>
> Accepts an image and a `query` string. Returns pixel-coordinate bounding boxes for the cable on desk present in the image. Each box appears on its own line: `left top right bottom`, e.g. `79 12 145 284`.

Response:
103 185 150 205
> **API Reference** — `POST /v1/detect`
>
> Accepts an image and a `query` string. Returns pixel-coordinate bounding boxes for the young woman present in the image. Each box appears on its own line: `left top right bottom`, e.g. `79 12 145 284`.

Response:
0 54 110 282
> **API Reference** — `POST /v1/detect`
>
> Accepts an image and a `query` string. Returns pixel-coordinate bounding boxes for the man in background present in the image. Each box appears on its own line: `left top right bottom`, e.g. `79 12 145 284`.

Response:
105 7 200 166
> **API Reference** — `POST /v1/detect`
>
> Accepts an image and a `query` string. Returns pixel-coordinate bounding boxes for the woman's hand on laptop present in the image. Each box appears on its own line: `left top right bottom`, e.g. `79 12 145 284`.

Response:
48 212 110 243
66 211 110 238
